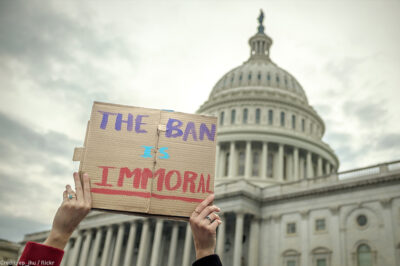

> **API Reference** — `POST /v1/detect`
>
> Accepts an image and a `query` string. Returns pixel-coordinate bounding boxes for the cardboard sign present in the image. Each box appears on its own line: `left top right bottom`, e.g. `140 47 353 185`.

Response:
73 101 217 219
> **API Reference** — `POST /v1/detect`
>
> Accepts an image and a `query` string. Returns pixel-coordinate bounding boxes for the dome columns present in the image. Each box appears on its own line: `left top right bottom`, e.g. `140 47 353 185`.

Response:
215 140 336 184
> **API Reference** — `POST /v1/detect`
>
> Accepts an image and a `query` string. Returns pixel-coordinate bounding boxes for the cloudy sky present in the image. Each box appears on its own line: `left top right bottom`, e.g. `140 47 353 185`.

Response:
0 0 399 242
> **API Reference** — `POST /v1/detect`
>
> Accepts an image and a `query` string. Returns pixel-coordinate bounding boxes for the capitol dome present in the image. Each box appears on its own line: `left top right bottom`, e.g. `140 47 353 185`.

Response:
198 10 339 187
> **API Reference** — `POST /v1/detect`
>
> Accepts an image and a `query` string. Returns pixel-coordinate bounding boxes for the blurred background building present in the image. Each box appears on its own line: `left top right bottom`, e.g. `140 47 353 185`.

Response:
22 11 400 266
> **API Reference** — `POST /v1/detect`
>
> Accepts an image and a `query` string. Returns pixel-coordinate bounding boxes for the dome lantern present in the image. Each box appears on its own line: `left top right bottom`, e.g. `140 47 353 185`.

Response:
248 9 273 60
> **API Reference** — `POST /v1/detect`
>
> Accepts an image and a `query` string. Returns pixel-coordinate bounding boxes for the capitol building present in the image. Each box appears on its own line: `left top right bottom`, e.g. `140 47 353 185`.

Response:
23 12 400 266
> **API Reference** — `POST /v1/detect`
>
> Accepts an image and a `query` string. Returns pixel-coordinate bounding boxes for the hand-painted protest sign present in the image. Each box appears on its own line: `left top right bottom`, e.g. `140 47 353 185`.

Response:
73 101 217 219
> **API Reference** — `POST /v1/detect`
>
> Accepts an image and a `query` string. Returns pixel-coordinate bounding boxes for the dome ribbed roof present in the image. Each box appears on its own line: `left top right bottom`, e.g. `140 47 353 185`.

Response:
209 58 308 103
208 11 308 104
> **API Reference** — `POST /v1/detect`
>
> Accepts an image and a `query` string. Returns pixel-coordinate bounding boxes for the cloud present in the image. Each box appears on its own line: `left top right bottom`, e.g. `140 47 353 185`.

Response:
324 56 368 89
376 133 400 150
0 112 76 241
0 214 49 243
342 100 387 126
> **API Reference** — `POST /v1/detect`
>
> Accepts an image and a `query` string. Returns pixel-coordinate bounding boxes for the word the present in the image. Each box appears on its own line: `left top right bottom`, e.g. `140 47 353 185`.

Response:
97 111 216 142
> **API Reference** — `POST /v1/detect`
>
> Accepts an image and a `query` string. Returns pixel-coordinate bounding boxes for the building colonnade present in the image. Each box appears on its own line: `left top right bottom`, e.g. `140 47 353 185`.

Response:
60 212 257 266
60 219 194 266
215 141 335 181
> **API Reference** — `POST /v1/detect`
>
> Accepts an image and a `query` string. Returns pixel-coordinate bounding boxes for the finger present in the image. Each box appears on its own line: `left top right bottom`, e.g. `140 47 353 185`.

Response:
82 173 92 206
200 212 220 227
73 172 84 202
198 205 220 220
208 219 222 232
207 212 220 222
63 190 68 202
194 194 215 216
66 185 76 201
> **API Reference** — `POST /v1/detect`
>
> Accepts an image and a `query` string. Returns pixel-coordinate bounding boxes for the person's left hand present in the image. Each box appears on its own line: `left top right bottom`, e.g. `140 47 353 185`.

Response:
43 172 92 250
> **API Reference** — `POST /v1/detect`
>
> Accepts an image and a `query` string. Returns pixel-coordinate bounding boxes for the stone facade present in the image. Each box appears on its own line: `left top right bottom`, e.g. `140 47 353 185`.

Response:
21 12 400 266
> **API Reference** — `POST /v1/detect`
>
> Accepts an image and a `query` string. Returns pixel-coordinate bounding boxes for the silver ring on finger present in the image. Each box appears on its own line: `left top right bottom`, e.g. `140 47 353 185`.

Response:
205 215 213 223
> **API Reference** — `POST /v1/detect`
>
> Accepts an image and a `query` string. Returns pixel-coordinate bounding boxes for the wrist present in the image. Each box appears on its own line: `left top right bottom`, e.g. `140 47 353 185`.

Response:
195 248 215 260
43 230 70 250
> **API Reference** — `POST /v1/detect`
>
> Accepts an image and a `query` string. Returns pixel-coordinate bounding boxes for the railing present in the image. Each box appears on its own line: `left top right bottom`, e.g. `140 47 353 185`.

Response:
338 160 400 179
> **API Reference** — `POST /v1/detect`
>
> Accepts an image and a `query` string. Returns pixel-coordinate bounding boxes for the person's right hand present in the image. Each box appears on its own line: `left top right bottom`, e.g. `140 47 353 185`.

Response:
189 194 221 260
43 172 92 250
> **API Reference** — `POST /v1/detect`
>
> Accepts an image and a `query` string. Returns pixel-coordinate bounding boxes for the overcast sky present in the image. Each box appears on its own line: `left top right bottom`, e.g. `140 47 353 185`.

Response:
0 0 399 242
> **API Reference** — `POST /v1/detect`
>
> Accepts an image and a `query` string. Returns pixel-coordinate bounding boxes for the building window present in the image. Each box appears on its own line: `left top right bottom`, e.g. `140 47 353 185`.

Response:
302 119 305 132
268 110 274 125
316 258 327 266
280 112 285 127
292 115 296 129
257 73 261 80
287 222 296 235
315 219 326 232
356 215 368 227
252 151 260 176
231 109 236 124
220 112 224 126
267 152 274 177
287 261 296 266
231 74 235 84
283 250 300 266
276 74 280 84
255 108 261 124
267 73 271 85
248 73 252 80
243 108 248 124
312 247 332 266
238 151 245 176
239 73 243 84
310 123 314 134
224 152 230 176
357 244 372 266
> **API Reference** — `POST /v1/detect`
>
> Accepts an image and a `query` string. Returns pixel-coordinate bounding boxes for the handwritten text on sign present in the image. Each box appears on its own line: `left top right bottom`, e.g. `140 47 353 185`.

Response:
91 111 216 203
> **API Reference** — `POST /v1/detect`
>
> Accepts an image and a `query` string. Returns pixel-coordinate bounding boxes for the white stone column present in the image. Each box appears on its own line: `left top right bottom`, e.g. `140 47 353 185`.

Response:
89 228 104 266
325 162 331 175
69 233 83 266
287 153 293 181
261 142 268 179
330 207 341 266
79 230 93 266
228 142 236 178
245 141 252 178
233 213 244 266
150 219 164 266
317 156 323 176
293 147 299 180
277 144 284 181
248 217 260 266
60 240 71 266
111 223 125 266
306 151 313 178
300 211 309 266
219 147 225 177
216 214 225 262
137 219 150 266
381 200 397 266
167 222 179 266
123 222 137 266
100 226 114 266
215 144 220 178
182 223 193 266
